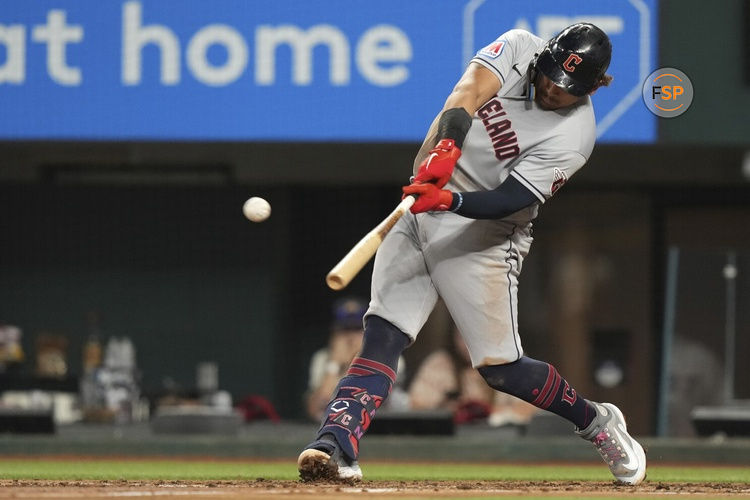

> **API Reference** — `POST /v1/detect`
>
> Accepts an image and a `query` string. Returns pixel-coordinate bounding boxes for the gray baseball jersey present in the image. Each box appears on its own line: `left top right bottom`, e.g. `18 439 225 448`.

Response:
366 29 598 367
450 29 596 225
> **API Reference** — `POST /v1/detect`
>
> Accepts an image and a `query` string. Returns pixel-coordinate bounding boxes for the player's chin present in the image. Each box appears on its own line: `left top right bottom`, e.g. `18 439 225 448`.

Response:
535 95 556 110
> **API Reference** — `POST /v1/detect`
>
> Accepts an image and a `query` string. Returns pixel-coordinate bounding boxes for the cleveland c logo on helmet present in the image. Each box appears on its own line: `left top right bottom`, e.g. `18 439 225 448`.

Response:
563 54 583 73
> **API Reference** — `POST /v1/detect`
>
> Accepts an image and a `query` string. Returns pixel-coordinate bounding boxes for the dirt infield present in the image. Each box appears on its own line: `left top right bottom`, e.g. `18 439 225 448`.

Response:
2 480 750 499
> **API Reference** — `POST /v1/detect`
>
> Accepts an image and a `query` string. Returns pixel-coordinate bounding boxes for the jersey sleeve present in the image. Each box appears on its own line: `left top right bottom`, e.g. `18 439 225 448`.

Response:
508 150 587 203
470 29 535 85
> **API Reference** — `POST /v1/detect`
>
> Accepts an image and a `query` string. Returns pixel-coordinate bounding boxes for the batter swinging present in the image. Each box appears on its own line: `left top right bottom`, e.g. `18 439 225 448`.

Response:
298 23 647 485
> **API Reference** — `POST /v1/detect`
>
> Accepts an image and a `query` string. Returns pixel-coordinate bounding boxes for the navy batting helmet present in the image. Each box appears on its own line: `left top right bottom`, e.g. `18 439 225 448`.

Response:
534 23 612 97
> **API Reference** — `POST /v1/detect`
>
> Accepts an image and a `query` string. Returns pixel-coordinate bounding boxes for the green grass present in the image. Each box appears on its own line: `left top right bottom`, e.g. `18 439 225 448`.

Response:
0 459 748 483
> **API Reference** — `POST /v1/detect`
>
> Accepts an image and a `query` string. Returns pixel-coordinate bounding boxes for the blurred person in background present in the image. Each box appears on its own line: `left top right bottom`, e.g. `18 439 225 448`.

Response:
668 335 723 436
0 321 24 375
409 326 537 427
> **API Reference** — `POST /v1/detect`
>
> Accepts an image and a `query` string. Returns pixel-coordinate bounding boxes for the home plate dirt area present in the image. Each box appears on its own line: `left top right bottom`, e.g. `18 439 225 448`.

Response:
1 479 750 499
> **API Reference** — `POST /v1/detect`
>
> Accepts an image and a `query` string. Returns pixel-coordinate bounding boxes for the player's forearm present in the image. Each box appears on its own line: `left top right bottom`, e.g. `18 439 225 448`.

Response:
450 176 538 219
442 89 483 120
413 114 441 170
412 108 471 172
443 62 502 117
414 64 499 169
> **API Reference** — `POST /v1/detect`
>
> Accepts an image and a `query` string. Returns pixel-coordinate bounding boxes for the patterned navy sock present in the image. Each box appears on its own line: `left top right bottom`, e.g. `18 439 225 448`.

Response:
314 315 409 461
316 359 395 460
478 356 596 429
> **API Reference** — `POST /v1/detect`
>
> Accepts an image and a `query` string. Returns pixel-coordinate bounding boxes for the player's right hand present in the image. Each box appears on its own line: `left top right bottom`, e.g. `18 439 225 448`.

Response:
402 182 453 214
413 138 461 189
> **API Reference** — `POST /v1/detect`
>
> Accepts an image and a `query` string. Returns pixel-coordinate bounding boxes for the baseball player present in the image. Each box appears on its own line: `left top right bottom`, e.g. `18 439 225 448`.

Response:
298 23 647 485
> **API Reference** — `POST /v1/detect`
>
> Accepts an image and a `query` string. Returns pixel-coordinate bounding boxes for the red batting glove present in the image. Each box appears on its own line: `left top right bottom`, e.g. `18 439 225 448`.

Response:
402 183 454 214
413 138 461 189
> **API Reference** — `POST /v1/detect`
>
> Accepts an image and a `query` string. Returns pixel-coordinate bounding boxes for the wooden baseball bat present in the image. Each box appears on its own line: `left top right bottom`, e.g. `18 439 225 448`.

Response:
326 196 415 290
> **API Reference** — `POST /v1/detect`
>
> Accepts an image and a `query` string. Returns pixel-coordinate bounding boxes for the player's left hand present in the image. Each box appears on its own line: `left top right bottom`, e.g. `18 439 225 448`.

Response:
413 138 461 188
402 183 453 214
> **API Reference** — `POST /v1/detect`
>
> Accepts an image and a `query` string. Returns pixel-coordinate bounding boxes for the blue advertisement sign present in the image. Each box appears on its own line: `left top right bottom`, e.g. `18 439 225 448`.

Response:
0 1 656 142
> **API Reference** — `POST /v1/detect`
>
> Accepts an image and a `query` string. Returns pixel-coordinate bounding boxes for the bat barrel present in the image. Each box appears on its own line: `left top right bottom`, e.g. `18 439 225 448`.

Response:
325 228 382 290
325 196 415 291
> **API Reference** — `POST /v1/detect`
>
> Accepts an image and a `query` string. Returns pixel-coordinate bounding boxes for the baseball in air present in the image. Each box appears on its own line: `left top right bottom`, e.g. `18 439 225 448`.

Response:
243 197 271 222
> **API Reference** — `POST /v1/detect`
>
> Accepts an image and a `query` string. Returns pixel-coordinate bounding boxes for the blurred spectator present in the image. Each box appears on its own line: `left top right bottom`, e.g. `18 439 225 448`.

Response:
82 311 103 375
305 297 407 421
0 321 24 374
81 334 143 423
408 327 537 426
668 335 723 436
35 332 68 378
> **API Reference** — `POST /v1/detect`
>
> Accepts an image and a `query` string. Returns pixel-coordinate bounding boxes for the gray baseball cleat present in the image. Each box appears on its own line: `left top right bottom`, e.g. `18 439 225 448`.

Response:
297 435 362 482
576 402 647 485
